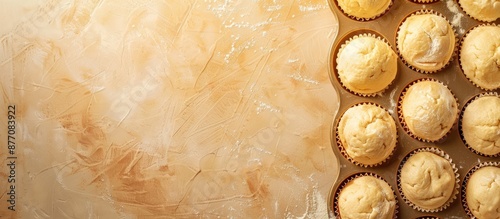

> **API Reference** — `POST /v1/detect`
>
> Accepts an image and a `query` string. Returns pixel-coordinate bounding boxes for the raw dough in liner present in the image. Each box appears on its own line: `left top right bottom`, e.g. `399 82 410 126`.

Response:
337 36 398 95
400 152 456 210
461 96 500 155
397 14 455 72
339 176 396 219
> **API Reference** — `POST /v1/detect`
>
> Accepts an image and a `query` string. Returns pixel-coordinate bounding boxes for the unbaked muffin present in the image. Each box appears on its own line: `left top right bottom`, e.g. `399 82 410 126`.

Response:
459 0 500 22
337 104 397 166
461 95 500 156
397 13 455 72
337 0 392 20
466 166 500 219
338 175 396 219
460 25 500 90
400 80 458 142
336 35 398 95
400 151 456 211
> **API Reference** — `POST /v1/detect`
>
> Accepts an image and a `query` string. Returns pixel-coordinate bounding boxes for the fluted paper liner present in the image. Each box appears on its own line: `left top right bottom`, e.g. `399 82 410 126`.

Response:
397 78 459 143
415 217 440 219
458 92 500 157
458 23 500 91
461 162 500 218
332 31 397 97
335 102 398 167
408 0 439 3
395 9 458 74
397 147 460 212
333 172 399 219
330 0 394 21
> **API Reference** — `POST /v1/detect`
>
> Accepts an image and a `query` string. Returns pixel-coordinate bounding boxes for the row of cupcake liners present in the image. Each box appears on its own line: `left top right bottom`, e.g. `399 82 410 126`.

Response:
332 0 497 23
330 147 459 217
331 22 499 97
330 159 497 218
326 0 499 218
334 80 498 158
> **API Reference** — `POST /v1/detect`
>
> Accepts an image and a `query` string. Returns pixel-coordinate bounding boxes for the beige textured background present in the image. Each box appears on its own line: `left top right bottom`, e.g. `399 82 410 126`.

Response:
0 0 340 218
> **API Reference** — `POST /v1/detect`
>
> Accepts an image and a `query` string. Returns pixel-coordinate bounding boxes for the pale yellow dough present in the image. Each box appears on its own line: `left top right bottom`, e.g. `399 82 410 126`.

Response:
337 36 398 95
337 0 392 19
459 0 500 22
401 81 458 141
400 152 455 210
462 96 500 155
460 25 500 90
338 104 397 165
339 176 396 219
466 166 500 219
397 14 455 72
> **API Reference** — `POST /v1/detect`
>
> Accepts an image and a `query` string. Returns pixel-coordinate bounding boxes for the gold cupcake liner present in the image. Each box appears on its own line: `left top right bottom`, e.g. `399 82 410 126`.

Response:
333 31 397 97
331 0 394 21
395 9 458 74
397 147 460 213
461 161 500 218
397 78 460 143
335 102 398 167
458 92 500 157
458 23 500 91
414 217 440 219
333 172 399 219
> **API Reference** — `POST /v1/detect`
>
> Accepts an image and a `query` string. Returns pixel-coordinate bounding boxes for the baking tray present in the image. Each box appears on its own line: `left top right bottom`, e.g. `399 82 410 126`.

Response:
326 0 499 218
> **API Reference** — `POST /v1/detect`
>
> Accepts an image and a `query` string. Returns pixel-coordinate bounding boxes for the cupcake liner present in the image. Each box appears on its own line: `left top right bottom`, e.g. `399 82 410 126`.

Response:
335 102 398 167
458 92 500 157
458 23 500 91
461 161 500 218
395 10 458 74
397 147 460 213
332 0 393 21
333 172 399 219
397 78 460 143
408 0 439 3
456 0 499 22
333 31 397 97
415 217 440 219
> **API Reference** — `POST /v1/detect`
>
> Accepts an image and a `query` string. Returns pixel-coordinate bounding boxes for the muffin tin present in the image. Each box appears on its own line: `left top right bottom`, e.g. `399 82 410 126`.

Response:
326 0 499 218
